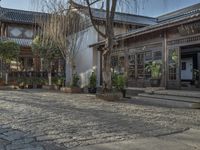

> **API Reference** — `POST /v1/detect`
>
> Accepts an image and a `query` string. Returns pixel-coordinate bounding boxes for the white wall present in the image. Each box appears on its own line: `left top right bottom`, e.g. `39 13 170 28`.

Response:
74 26 98 88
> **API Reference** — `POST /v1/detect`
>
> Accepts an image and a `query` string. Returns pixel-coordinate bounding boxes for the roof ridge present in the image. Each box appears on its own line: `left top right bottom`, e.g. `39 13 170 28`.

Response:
0 6 47 15
91 8 156 19
157 3 200 20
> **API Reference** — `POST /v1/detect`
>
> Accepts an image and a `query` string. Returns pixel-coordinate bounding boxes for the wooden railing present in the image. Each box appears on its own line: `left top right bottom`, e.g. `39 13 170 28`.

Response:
8 71 65 79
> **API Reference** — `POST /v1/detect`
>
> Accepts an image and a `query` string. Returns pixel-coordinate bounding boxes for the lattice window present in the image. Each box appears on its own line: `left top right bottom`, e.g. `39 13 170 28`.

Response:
144 51 152 79
168 48 178 80
111 56 118 68
153 51 162 60
119 56 125 67
128 55 135 80
145 51 152 61
137 53 145 78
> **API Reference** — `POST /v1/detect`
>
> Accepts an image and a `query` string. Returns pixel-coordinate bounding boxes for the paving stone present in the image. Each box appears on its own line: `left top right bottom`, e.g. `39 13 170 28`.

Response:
0 89 199 149
0 138 9 150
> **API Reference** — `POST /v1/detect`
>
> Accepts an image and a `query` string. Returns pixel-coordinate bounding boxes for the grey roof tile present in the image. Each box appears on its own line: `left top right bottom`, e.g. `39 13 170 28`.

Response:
90 3 200 47
0 37 32 47
158 3 200 22
91 9 157 25
0 7 47 24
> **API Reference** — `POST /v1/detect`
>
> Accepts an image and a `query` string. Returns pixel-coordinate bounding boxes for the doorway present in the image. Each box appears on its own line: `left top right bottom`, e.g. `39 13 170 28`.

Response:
181 45 200 89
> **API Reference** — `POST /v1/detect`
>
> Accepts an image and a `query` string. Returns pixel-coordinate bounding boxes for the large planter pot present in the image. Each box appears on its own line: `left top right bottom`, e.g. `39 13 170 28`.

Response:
36 84 43 89
42 85 54 90
96 93 122 101
27 84 33 89
121 89 126 98
61 87 82 93
88 87 97 94
53 85 61 90
195 80 200 88
150 79 161 87
0 85 16 90
19 85 25 89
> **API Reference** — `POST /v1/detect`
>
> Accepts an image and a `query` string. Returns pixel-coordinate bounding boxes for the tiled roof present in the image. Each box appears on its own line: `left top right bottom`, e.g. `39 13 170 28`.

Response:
70 1 157 26
90 9 157 26
158 3 200 22
0 5 157 26
0 37 32 47
0 7 47 24
90 3 200 48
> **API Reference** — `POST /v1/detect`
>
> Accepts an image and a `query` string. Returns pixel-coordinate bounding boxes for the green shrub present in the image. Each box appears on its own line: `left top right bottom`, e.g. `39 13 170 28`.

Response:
89 72 96 88
52 77 65 86
145 61 162 79
112 73 126 91
71 73 80 87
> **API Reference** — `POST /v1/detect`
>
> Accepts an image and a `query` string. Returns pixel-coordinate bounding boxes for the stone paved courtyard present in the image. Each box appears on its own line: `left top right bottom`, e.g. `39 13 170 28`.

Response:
0 89 200 150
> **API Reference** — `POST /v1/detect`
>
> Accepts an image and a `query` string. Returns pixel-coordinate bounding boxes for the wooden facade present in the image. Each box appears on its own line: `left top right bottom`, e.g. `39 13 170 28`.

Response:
0 7 64 80
92 4 200 89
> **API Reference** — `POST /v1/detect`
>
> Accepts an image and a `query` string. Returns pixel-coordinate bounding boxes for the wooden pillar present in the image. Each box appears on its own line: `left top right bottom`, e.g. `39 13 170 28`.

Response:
124 48 129 75
24 57 28 72
198 53 200 83
58 59 61 73
135 53 137 80
40 58 43 72
163 31 167 88
198 53 200 70
177 47 181 89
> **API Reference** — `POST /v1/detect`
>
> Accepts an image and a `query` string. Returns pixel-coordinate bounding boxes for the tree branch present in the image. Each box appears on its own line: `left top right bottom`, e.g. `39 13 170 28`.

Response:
85 0 106 38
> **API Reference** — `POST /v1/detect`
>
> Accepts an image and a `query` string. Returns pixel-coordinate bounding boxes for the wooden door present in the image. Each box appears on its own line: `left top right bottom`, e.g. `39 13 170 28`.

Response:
167 47 181 89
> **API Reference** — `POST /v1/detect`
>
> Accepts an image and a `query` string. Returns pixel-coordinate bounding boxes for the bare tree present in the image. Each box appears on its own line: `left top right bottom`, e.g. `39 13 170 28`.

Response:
33 0 85 86
70 0 117 92
70 0 143 92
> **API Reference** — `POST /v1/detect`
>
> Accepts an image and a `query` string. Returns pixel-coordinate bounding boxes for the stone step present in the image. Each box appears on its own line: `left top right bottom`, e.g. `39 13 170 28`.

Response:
154 90 200 99
126 87 166 97
132 96 200 109
126 87 145 97
138 93 200 103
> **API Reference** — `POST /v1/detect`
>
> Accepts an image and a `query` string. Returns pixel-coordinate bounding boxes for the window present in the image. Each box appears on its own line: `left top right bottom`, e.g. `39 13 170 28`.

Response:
153 51 162 60
168 48 178 80
111 56 118 67
182 62 186 70
145 51 152 61
137 53 145 78
8 26 33 38
128 55 135 80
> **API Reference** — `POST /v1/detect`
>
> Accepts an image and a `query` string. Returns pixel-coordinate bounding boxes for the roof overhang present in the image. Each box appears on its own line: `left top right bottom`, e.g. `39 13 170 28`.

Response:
90 13 200 48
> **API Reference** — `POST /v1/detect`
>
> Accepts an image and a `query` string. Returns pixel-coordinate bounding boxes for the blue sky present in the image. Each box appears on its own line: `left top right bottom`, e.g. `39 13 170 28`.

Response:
1 0 200 17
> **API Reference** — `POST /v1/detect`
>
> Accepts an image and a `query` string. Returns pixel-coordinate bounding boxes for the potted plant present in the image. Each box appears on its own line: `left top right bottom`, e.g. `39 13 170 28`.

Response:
193 69 200 88
112 73 126 98
0 77 4 86
61 73 82 93
88 72 97 93
145 61 162 87
52 77 64 90
17 78 25 89
26 78 33 89
36 78 44 89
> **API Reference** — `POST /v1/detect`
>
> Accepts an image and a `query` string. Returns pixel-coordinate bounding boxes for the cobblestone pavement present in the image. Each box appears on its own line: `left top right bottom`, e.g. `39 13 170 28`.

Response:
0 89 200 150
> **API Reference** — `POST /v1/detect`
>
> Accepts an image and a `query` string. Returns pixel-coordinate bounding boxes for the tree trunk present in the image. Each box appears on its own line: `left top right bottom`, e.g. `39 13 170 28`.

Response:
102 50 112 92
48 72 52 86
65 60 72 86
48 62 52 86
5 72 8 85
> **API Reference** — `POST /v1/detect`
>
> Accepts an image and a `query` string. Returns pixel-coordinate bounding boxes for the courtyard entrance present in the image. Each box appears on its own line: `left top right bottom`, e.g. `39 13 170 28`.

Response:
180 44 200 90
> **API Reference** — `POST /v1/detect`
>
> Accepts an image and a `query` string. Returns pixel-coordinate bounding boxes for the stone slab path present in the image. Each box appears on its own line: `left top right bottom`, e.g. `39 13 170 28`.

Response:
72 129 200 150
0 89 199 150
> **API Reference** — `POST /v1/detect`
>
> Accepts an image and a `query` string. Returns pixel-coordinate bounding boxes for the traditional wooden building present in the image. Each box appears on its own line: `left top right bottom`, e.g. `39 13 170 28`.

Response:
0 5 156 86
68 1 158 87
0 7 64 81
90 3 200 90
